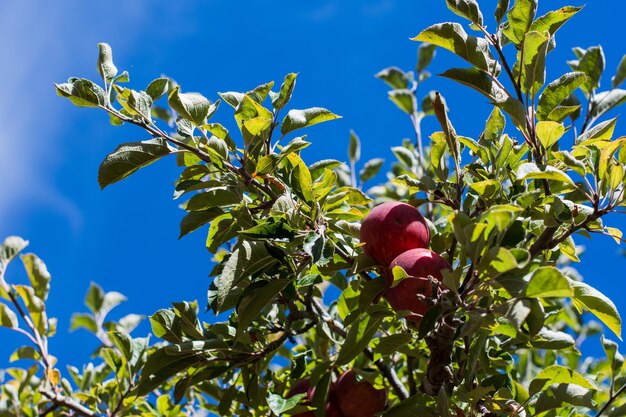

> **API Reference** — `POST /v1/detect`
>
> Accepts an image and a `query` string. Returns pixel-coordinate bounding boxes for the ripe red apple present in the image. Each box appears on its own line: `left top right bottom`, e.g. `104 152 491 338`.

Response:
287 379 343 417
385 248 451 324
359 202 430 266
333 370 387 417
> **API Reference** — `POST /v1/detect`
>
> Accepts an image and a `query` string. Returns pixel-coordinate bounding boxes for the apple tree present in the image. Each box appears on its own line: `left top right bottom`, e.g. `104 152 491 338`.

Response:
3 0 626 415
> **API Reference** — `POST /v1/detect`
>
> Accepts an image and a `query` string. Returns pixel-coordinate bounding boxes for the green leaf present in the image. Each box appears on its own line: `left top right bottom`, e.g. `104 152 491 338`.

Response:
537 72 587 121
503 0 538 45
570 280 622 339
146 78 169 101
98 138 171 189
388 89 416 114
136 348 201 396
591 89 626 119
150 309 183 343
494 0 509 24
359 158 385 183
531 329 575 349
602 336 624 378
237 279 290 339
518 31 550 95
536 121 565 149
576 118 617 144
179 208 224 238
374 333 413 355
349 130 361 164
184 187 242 211
280 107 341 135
612 55 626 88
534 384 595 413
416 43 437 73
69 313 98 333
97 43 118 81
516 162 576 189
529 6 583 36
0 303 18 328
9 346 40 362
85 282 105 315
525 266 572 298
412 23 500 74
272 73 298 110
570 46 605 95
446 0 483 26
267 393 307 415
484 107 506 141
216 241 278 312
239 217 295 240
439 68 526 129
168 86 212 126
335 312 385 365
55 78 107 108
376 67 408 89
1 236 29 273
529 365 598 395
20 254 51 301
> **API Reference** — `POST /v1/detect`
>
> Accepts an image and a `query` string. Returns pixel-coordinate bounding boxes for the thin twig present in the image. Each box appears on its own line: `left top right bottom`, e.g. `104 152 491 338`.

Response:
40 390 97 417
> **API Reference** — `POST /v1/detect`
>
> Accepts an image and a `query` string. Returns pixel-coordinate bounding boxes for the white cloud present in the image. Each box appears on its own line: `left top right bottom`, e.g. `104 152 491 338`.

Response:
0 1 155 236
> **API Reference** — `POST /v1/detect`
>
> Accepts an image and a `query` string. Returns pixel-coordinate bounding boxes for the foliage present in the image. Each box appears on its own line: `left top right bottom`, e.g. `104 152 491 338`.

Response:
3 0 626 416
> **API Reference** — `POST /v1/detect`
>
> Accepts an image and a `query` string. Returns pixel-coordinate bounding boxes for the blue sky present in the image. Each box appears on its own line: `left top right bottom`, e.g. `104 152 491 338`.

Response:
1 0 626 370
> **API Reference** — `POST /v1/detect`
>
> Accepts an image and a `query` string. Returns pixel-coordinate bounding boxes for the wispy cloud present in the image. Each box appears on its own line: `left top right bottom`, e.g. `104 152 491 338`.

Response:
0 1 155 236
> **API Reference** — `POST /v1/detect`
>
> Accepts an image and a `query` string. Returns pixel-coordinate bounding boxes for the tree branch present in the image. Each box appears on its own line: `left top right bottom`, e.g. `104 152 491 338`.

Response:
40 390 97 417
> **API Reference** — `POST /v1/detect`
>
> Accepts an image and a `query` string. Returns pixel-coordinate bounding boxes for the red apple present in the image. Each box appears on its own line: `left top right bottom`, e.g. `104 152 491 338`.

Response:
333 370 387 417
288 379 343 417
359 202 430 266
385 248 451 324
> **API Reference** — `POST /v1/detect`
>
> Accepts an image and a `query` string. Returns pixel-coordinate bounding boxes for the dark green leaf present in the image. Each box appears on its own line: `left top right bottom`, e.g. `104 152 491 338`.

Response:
537 72 587 120
168 86 212 126
85 282 105 314
612 55 626 88
503 0 538 45
518 31 550 95
146 78 169 101
280 107 341 135
0 303 18 328
591 89 626 119
179 208 224 238
20 254 51 301
570 46 605 95
55 78 107 108
439 67 526 129
571 280 622 339
216 241 278 312
349 130 361 164
388 89 416 114
529 6 583 36
417 43 437 73
376 67 408 89
98 138 171 189
534 384 595 413
412 23 500 74
272 73 298 110
150 309 183 343
359 158 384 183
446 0 484 26
237 279 290 339
494 0 509 24
335 312 385 365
